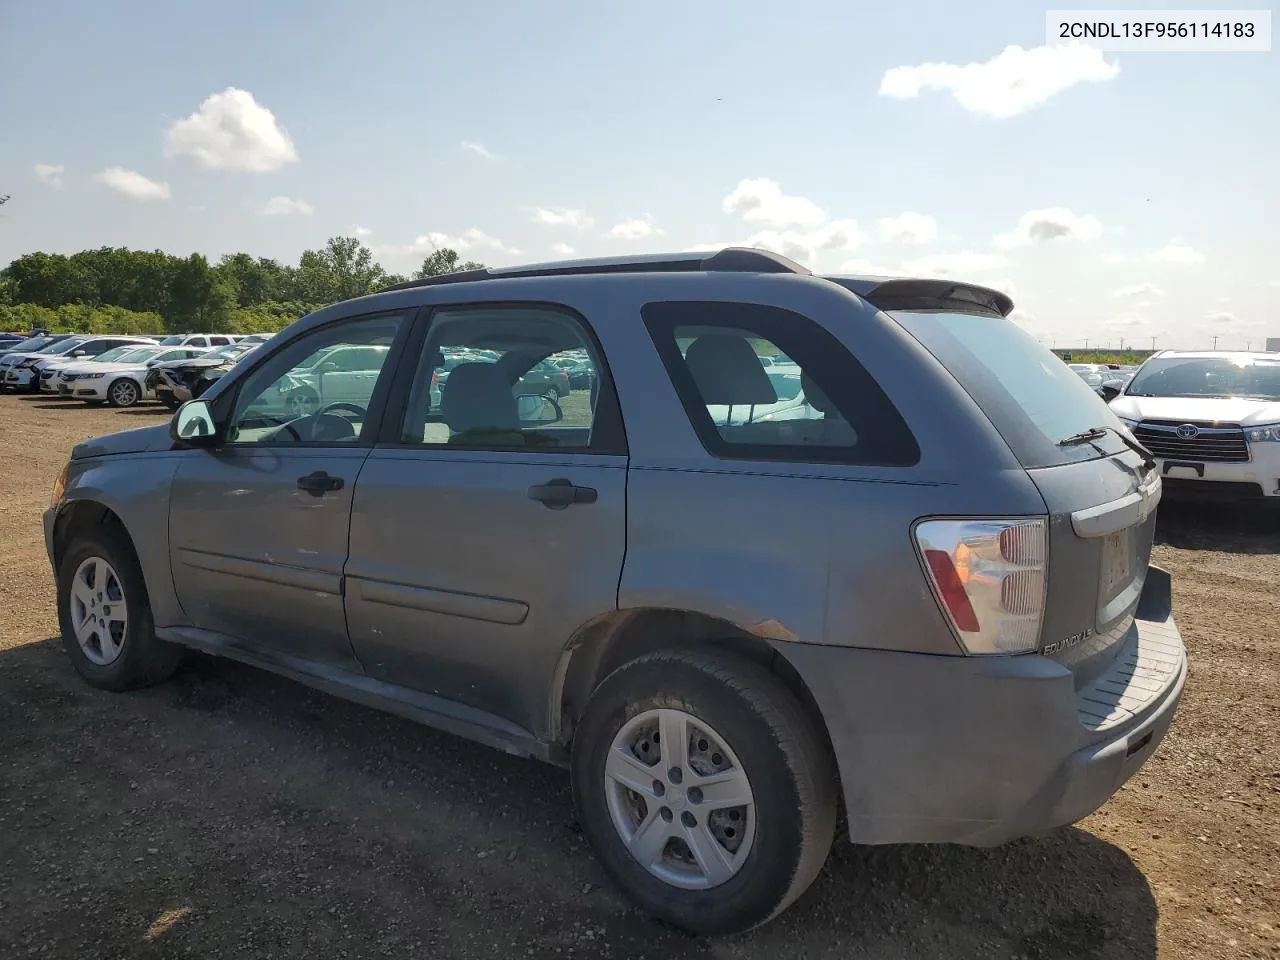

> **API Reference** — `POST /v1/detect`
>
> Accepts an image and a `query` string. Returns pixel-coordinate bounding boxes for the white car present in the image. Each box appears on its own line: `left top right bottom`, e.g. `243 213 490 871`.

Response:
32 336 160 393
1068 363 1110 389
55 345 211 406
155 333 238 349
1109 350 1280 501
5 336 155 392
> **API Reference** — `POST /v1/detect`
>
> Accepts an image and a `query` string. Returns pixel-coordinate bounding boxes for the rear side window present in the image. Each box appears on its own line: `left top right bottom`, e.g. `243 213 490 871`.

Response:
642 301 918 466
889 310 1129 468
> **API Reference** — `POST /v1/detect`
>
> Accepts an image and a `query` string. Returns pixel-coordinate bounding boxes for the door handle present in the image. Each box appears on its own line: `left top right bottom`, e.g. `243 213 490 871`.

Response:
296 470 345 497
527 477 597 509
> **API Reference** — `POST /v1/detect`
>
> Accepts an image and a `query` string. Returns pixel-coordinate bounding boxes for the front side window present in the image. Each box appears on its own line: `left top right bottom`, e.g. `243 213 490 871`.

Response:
226 313 403 445
398 305 618 452
642 301 918 465
1126 356 1280 401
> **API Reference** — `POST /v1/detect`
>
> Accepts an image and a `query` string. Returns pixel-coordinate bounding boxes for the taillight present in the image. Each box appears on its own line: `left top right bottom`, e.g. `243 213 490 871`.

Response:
915 518 1047 655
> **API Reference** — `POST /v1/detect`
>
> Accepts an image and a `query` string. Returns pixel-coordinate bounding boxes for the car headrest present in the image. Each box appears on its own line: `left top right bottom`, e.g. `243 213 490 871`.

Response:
685 334 777 406
801 370 838 415
440 363 518 434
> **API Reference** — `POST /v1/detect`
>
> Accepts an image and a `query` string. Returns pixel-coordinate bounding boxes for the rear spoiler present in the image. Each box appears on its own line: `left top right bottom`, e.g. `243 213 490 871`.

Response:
827 276 1014 319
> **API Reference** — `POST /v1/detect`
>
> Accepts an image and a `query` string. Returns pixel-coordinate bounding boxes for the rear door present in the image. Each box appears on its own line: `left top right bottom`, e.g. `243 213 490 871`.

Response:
167 311 409 670
344 303 628 736
887 303 1157 687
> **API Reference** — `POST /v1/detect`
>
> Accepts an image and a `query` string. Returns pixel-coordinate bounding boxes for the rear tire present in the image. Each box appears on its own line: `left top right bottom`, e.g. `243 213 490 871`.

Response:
56 526 182 692
571 648 836 935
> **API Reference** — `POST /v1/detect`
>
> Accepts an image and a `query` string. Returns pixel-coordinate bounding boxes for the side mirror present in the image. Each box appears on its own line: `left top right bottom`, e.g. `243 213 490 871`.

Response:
171 399 219 447
316 360 340 375
72 350 89 357
516 394 563 425
1100 382 1123 402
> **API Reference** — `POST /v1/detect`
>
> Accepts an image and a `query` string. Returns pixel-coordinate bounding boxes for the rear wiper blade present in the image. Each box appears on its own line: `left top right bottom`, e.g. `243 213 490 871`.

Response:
1058 425 1156 471
1057 427 1106 446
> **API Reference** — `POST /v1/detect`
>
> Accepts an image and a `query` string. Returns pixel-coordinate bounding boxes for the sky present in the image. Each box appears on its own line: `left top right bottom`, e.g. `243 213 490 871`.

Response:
1 0 1277 350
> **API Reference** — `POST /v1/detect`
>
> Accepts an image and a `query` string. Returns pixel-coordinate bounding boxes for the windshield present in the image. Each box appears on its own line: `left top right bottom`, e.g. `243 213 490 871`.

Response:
890 310 1129 468
94 346 140 362
158 335 187 345
45 338 87 356
111 346 163 364
5 335 54 352
1125 356 1280 401
206 344 249 361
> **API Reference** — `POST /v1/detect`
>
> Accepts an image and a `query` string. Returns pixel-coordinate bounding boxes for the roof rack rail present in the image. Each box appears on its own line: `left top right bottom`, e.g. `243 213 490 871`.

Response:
380 247 810 293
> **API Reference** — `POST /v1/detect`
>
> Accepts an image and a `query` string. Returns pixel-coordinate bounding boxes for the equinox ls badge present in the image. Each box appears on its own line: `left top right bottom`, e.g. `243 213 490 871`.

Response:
1042 627 1094 656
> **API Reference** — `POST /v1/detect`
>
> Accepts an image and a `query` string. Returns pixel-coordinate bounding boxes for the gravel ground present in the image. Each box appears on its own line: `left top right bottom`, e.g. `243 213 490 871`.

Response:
0 392 1276 960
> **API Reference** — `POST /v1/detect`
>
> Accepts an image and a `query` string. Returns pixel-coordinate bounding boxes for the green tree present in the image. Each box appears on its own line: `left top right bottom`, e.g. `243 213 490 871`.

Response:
414 248 486 279
4 252 100 306
295 236 387 305
169 254 236 332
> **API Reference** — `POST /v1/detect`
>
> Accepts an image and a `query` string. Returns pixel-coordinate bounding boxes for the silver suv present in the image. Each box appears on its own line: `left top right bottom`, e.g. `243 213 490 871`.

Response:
45 249 1187 935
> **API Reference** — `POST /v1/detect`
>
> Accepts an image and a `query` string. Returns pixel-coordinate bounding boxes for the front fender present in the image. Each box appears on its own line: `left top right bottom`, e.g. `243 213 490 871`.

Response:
53 453 185 628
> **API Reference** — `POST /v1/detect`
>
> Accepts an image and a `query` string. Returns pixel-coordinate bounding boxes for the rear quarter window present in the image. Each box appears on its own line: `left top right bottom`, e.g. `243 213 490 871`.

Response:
642 301 919 466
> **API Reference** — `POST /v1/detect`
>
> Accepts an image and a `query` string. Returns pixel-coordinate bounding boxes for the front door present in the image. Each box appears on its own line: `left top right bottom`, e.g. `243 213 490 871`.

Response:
344 303 628 736
168 311 408 670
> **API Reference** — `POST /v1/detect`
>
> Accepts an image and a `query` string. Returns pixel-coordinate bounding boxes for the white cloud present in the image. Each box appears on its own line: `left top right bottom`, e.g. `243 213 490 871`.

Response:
608 215 660 239
92 167 171 201
352 225 372 237
1112 313 1152 329
1146 243 1205 264
1102 252 1129 265
551 242 576 256
879 43 1120 119
461 140 495 161
900 250 1010 278
34 163 64 188
723 178 826 228
987 278 1017 297
260 196 314 216
995 207 1103 248
1113 282 1165 298
878 212 937 244
530 207 594 230
390 228 519 259
164 87 298 172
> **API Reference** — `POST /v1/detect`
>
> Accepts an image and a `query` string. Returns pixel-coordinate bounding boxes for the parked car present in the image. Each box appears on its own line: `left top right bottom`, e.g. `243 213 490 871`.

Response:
146 342 260 408
155 333 238 349
0 333 84 385
30 337 161 394
2 335 97 391
1067 363 1108 389
1108 350 1280 502
46 248 1184 936
55 345 211 406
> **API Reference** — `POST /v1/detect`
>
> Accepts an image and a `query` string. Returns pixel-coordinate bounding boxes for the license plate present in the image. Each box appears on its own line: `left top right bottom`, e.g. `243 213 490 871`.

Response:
1102 531 1132 596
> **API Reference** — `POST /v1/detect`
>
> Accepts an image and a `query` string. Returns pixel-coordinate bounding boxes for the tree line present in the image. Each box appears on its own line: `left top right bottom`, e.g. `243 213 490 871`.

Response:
0 238 485 336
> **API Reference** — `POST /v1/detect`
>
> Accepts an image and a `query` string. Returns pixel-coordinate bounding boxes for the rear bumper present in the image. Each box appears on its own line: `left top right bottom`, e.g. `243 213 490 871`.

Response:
776 565 1186 847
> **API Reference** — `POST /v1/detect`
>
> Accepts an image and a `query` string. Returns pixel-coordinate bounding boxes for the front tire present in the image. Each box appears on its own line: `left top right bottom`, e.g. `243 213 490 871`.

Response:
57 527 182 692
571 648 836 935
106 378 141 408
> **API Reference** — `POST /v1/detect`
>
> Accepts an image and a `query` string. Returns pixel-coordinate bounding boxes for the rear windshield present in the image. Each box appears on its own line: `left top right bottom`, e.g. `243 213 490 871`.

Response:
890 310 1130 468
1126 356 1280 401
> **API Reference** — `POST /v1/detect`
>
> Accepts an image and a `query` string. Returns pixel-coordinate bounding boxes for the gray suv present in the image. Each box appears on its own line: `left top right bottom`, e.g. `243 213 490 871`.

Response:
45 249 1187 935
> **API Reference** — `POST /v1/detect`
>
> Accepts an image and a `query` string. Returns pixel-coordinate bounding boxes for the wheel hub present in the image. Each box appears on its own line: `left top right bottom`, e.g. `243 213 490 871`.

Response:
603 707 755 890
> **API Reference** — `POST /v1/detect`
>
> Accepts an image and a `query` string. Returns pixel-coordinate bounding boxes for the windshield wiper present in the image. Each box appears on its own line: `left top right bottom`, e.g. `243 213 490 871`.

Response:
1058 426 1156 470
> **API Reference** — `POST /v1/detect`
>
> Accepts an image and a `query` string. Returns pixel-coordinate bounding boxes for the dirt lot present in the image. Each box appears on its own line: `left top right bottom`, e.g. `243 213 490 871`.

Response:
0 392 1276 960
